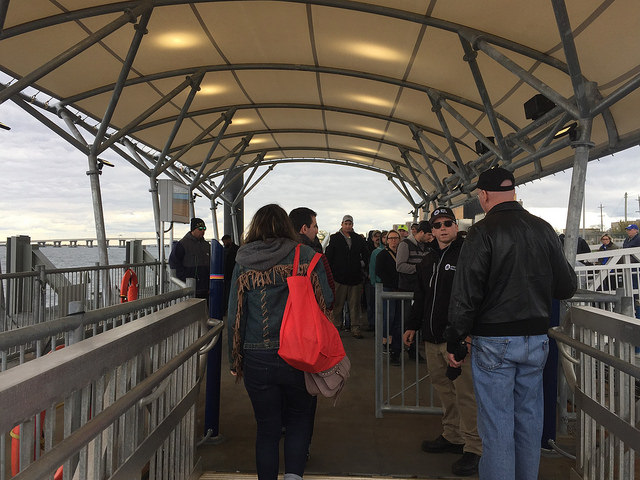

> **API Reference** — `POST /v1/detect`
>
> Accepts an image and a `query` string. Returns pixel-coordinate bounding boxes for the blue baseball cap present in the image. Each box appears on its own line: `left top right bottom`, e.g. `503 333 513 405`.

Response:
625 224 638 230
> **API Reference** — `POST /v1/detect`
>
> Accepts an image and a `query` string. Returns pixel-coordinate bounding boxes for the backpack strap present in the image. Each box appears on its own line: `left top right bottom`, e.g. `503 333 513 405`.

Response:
306 252 322 278
292 244 302 276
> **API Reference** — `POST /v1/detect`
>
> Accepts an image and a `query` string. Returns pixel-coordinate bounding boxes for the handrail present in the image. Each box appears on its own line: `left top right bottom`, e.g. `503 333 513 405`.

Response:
8 317 222 480
0 260 162 279
0 287 193 350
548 326 640 381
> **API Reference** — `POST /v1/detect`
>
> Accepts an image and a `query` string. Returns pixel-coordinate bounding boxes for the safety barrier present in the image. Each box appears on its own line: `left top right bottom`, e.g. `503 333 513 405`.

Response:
0 261 166 335
574 246 640 298
549 305 640 480
0 297 221 480
374 284 442 418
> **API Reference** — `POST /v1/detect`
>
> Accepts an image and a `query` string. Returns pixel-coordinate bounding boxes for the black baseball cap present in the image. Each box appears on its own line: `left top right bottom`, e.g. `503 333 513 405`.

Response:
429 207 456 224
476 167 515 192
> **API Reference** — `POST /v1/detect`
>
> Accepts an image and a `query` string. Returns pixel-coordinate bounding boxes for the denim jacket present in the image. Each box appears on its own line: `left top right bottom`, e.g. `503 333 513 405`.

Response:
227 239 334 374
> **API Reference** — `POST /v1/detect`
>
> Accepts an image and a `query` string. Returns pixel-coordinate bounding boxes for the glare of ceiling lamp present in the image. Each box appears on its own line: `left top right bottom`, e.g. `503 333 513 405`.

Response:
249 137 266 144
356 125 385 136
231 118 252 126
199 85 226 95
0 121 10 130
344 42 405 62
350 94 392 108
356 146 377 154
553 122 578 141
154 32 202 49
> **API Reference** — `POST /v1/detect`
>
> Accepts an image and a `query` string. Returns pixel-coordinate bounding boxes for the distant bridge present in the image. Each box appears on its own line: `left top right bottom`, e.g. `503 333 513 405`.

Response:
0 238 156 248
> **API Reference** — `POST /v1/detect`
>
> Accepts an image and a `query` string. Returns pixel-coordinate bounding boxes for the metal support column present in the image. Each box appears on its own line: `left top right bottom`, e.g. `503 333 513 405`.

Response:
86 152 110 268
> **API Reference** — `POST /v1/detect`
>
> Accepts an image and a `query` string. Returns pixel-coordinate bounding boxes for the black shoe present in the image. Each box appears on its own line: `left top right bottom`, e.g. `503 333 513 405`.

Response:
421 435 464 454
390 353 401 366
452 452 480 476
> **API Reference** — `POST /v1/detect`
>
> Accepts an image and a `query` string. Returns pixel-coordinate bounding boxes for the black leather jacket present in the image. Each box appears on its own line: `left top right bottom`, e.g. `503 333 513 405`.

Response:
446 201 577 340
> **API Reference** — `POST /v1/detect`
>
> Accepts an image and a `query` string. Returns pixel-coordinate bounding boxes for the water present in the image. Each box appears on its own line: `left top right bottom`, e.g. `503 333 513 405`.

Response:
0 245 169 272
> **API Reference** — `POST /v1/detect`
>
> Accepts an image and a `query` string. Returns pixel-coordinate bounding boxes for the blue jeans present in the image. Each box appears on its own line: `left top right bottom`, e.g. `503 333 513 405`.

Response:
471 335 549 480
243 350 316 480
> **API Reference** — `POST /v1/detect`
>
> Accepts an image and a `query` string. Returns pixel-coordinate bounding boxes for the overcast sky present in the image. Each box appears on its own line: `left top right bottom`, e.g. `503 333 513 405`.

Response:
1 99 639 243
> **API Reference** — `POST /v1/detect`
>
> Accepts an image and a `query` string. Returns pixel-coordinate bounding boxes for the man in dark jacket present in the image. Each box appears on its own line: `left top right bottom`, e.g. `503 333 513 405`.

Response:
404 207 481 476
445 167 577 480
169 217 211 299
325 215 368 338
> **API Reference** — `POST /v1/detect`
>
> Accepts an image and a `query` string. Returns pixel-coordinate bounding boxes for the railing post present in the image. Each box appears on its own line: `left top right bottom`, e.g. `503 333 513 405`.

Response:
375 283 383 418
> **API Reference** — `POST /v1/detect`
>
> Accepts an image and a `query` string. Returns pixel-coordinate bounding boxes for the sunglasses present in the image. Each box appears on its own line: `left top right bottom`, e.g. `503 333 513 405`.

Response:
198 226 206 231
432 220 454 229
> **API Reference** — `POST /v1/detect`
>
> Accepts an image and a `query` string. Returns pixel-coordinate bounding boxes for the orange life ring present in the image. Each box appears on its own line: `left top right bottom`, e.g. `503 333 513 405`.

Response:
120 268 139 303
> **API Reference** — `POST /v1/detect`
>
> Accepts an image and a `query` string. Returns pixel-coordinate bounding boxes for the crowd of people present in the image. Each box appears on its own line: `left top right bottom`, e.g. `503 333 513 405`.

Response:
165 167 640 479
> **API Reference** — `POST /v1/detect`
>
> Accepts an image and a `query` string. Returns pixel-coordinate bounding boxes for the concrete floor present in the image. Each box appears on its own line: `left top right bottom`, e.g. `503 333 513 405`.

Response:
196 327 575 479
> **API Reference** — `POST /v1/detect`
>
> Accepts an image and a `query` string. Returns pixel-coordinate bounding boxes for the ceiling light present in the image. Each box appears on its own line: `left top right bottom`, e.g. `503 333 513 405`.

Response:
249 137 267 145
0 121 10 131
350 94 392 108
553 122 578 141
199 85 226 96
355 126 385 136
231 118 252 126
344 42 405 62
154 32 202 49
355 146 378 154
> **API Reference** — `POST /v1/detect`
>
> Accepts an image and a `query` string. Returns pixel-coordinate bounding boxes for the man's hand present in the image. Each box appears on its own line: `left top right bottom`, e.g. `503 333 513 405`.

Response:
448 352 462 368
403 330 416 347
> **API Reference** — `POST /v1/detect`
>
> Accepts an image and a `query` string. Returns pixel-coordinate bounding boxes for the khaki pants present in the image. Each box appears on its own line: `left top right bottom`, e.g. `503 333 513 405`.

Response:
426 341 482 455
333 282 363 330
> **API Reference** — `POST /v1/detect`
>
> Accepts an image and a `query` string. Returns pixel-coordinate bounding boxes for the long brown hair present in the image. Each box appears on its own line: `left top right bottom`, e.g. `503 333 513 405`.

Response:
243 204 298 244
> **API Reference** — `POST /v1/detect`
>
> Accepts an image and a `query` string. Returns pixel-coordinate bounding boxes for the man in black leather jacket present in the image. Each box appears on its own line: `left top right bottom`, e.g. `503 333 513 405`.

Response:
445 167 577 480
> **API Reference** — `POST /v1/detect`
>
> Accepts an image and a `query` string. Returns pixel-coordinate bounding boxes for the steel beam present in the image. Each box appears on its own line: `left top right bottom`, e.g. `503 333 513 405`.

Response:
230 154 264 207
409 124 446 196
427 95 468 181
414 128 467 185
563 117 594 267
463 33 580 120
438 98 503 160
551 0 590 118
392 165 422 207
460 37 508 159
233 163 274 206
191 111 236 186
0 3 151 105
388 174 417 207
400 150 430 206
156 109 236 176
12 97 89 154
91 9 152 157
86 152 110 266
199 136 253 192
401 150 439 192
99 70 204 154
0 0 9 35
153 72 205 173
60 63 519 131
591 72 640 118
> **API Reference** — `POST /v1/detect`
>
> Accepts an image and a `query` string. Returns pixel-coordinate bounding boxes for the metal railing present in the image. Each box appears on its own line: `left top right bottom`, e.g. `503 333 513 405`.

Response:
1 261 166 335
374 284 442 418
574 246 640 297
0 287 194 372
549 306 640 480
0 297 222 480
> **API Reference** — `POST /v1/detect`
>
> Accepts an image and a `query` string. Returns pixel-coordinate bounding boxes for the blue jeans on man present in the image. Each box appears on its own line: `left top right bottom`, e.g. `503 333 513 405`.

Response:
471 335 549 480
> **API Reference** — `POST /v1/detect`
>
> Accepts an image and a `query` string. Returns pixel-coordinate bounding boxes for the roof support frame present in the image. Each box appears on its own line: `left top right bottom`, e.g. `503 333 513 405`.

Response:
591 72 640 118
463 33 580 120
412 126 467 191
437 97 503 161
168 127 424 158
392 164 426 208
91 8 152 157
99 70 205 155
400 150 439 193
156 108 236 176
193 136 252 190
459 37 509 160
0 2 151 106
153 71 205 175
132 103 470 151
191 110 236 186
388 171 419 208
408 124 446 197
230 155 272 207
426 95 469 182
0 0 9 35
60 63 520 131
400 150 430 206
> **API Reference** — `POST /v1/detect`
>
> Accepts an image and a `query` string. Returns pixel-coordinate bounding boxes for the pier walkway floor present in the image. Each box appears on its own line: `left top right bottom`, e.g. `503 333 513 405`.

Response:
197 329 574 479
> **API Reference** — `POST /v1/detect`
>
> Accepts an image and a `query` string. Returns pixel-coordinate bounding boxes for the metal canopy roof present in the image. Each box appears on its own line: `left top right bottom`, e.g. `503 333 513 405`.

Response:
1 0 640 210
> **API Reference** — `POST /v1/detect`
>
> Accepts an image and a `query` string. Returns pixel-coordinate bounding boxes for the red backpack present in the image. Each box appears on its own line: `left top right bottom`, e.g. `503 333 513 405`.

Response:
278 245 346 373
